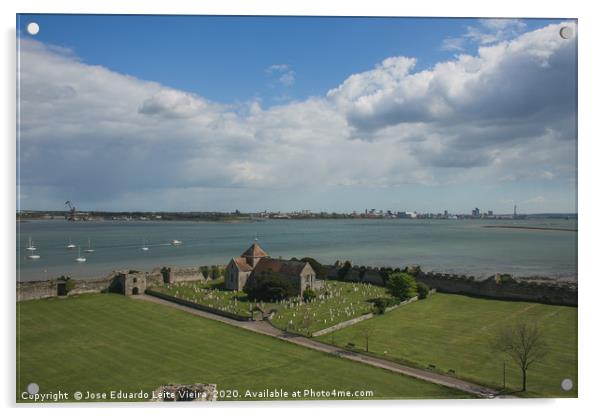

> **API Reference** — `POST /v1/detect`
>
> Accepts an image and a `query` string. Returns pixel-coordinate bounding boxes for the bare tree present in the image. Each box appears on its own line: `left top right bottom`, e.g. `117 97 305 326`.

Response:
491 322 548 392
360 326 375 352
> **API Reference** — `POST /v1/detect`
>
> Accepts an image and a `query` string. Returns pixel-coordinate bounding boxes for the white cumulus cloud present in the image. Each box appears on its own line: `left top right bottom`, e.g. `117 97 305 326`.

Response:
17 21 577 212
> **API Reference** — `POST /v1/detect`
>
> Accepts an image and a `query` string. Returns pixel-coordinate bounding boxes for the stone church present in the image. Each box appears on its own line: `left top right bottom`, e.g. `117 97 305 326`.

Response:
225 242 321 296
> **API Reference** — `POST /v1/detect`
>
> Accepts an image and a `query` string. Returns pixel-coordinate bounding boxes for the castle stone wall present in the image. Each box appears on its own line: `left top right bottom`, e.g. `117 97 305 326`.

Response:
17 264 222 302
17 280 57 301
326 263 577 307
415 272 577 306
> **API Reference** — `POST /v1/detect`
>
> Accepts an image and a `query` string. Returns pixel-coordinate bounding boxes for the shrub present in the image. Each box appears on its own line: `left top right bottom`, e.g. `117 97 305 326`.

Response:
372 297 400 314
387 272 418 300
302 287 317 302
417 282 430 299
245 272 297 301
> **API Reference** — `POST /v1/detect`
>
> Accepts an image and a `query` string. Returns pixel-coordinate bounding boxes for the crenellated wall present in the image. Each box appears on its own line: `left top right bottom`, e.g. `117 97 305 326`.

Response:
326 262 577 307
414 272 577 306
17 280 57 301
16 265 223 301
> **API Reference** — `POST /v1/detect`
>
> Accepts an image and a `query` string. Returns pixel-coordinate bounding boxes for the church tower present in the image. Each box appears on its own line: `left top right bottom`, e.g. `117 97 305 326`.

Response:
241 242 268 268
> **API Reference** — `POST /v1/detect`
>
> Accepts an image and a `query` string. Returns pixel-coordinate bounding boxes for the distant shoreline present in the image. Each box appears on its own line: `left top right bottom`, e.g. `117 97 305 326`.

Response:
483 225 577 232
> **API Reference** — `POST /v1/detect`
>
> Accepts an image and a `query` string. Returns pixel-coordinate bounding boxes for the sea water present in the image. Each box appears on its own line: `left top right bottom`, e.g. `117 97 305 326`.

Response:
16 218 577 281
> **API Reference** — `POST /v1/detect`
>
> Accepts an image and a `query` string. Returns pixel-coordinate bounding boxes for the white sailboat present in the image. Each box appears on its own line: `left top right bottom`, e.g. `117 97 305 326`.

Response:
26 253 40 260
66 237 76 249
84 238 95 253
171 239 182 246
75 246 87 262
26 236 37 251
141 238 149 251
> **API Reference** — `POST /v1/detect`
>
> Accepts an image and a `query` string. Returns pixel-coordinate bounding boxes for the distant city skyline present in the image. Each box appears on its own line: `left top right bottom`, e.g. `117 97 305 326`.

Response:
17 205 576 216
17 15 577 214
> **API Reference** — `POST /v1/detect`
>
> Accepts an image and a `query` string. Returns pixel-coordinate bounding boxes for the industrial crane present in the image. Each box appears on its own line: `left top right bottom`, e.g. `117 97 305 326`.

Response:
65 200 76 221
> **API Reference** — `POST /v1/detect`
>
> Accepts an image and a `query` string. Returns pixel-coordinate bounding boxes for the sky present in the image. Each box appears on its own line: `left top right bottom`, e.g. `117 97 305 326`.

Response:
16 15 577 214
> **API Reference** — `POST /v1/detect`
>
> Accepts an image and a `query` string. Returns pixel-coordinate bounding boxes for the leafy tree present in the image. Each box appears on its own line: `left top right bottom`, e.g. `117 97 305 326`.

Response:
245 272 296 301
495 273 515 284
417 282 430 299
199 266 210 279
387 272 418 300
379 267 392 285
160 267 171 283
210 265 221 279
358 266 367 281
402 265 422 276
337 260 352 280
490 322 548 392
300 257 326 279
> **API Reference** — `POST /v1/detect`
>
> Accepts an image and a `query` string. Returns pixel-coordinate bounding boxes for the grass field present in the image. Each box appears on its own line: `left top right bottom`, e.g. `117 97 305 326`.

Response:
316 293 577 398
153 279 388 334
16 293 469 402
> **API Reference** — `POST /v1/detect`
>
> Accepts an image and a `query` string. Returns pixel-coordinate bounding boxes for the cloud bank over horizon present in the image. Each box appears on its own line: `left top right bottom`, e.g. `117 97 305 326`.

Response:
17 21 577 213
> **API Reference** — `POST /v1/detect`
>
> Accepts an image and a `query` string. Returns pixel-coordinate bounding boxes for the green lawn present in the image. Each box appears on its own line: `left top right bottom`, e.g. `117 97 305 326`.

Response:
153 279 389 335
16 293 469 402
316 293 577 398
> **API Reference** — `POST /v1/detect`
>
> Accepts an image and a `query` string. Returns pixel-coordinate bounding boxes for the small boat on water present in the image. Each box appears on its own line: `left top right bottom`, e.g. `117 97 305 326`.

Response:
84 238 95 253
26 236 37 251
171 239 182 246
27 253 40 260
141 238 149 251
66 237 76 249
75 246 87 263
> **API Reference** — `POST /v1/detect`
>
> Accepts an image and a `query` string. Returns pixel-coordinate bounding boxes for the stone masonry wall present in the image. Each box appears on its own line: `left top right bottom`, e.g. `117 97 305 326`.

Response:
414 272 577 306
17 280 57 301
326 262 577 307
17 265 222 301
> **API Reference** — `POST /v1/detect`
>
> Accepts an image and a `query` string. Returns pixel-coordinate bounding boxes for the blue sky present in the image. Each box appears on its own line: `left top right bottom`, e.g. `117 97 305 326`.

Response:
16 15 577 214
17 15 561 106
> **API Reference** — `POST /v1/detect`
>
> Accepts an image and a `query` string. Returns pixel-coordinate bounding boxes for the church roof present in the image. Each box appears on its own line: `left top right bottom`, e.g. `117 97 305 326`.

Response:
231 257 253 272
253 258 310 278
241 242 268 258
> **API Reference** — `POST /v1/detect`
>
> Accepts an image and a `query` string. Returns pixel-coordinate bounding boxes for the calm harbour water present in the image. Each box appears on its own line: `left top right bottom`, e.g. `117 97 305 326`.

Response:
16 218 577 282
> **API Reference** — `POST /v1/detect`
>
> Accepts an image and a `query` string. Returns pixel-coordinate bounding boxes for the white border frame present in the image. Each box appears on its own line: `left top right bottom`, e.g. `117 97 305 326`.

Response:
3 1 600 416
